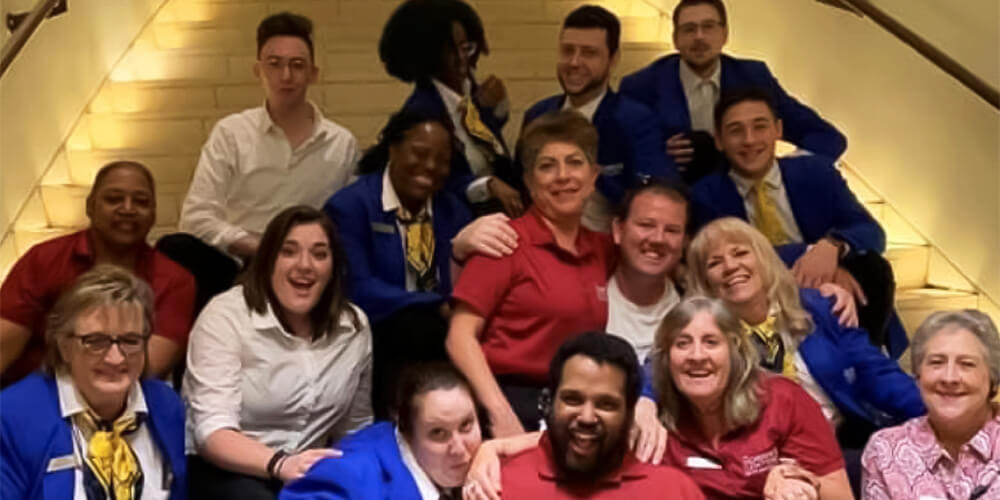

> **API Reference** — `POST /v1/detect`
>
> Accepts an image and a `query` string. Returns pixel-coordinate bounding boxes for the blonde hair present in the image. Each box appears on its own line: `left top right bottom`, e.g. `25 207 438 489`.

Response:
911 309 1000 400
652 296 763 432
686 217 814 340
43 264 154 374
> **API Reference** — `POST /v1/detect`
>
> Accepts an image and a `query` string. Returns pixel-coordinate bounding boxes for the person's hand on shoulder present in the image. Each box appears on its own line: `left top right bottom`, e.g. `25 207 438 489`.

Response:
629 396 668 464
452 213 519 261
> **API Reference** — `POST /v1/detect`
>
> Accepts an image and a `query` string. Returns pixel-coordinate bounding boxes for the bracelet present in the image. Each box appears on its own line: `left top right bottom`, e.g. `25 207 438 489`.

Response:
266 450 289 480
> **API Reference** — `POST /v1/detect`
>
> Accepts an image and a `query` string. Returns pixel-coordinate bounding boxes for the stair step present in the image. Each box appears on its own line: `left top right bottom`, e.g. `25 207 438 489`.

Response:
65 150 198 187
39 184 186 228
886 243 929 290
896 288 979 333
83 114 210 153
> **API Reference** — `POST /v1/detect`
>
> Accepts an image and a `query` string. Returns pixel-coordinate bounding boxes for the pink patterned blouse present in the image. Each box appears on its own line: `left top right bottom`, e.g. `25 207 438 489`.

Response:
861 414 1000 500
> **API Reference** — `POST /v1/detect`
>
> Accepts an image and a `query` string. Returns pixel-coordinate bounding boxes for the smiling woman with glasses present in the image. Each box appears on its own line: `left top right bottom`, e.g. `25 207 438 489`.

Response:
1 264 187 500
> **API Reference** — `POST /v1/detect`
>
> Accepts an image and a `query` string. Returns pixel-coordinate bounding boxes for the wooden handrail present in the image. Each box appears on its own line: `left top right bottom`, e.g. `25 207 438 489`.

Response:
0 0 60 79
833 0 999 110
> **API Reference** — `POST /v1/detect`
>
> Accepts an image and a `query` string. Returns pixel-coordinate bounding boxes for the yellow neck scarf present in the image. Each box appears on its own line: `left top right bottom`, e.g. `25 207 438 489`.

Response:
741 314 797 381
75 410 143 500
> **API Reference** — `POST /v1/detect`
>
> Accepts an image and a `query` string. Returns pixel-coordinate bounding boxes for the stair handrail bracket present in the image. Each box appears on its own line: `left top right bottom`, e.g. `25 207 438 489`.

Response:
1 0 62 79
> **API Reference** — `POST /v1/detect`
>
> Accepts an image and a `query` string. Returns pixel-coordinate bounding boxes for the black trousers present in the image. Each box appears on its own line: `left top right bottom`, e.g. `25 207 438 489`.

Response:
188 455 281 500
496 377 546 433
155 233 241 313
840 252 895 348
370 303 450 420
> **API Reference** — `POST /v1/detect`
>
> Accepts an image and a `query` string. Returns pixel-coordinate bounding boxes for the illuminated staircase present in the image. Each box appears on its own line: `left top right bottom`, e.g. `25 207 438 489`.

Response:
1 0 990 344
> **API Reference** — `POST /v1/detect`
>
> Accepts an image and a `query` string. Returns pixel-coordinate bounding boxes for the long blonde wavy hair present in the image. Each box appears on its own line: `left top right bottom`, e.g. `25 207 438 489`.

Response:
686 217 814 340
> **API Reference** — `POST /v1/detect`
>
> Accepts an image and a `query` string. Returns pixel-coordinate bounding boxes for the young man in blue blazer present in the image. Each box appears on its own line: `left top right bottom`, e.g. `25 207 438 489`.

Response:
691 87 901 353
521 6 675 232
619 0 846 183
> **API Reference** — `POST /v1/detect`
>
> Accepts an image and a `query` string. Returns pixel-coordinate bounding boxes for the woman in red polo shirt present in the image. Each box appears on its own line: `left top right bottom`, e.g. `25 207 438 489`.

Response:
446 110 614 438
651 295 853 499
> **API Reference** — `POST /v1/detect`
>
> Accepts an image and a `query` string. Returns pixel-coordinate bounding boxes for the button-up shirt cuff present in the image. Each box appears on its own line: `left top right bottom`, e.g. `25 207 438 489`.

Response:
466 176 492 203
194 414 241 449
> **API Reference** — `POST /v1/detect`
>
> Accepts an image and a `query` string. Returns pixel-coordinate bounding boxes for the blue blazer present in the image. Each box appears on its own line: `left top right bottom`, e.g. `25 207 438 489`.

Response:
620 54 847 159
280 422 421 500
324 171 472 323
796 289 925 426
401 80 516 199
523 89 678 202
690 155 885 265
640 291 924 426
0 373 187 500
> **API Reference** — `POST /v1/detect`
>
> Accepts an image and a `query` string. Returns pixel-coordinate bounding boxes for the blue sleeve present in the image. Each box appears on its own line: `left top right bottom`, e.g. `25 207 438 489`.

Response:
823 167 886 255
626 107 678 182
279 456 375 500
0 407 29 500
689 183 724 232
775 243 809 266
619 69 656 110
762 66 847 158
325 196 443 323
640 358 657 401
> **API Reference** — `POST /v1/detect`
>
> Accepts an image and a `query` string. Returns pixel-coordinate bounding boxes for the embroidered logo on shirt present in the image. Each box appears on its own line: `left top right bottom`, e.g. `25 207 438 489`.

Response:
741 448 779 476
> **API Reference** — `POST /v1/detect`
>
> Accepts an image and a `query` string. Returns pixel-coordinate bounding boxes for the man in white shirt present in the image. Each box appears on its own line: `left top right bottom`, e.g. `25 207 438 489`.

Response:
521 5 673 232
159 12 359 307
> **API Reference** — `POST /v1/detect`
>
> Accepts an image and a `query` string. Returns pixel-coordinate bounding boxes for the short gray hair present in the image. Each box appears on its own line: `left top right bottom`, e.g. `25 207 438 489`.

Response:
911 309 1000 400
44 264 155 374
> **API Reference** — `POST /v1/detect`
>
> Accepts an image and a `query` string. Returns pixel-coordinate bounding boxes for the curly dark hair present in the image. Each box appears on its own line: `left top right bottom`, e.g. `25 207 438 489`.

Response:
357 108 455 175
378 0 488 83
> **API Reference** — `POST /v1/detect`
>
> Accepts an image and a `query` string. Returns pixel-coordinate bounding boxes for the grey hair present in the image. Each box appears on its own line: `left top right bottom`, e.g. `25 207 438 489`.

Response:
43 264 155 375
911 309 1000 400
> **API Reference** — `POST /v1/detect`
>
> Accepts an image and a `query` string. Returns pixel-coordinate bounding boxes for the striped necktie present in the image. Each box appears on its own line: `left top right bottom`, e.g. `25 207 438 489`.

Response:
74 410 144 500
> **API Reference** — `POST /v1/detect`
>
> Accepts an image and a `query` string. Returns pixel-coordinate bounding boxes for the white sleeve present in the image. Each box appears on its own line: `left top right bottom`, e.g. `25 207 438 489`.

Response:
330 309 374 440
466 176 492 203
179 122 249 252
182 296 245 449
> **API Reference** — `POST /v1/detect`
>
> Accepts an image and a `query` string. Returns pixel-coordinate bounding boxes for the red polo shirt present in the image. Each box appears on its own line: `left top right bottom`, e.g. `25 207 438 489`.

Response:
501 431 705 499
452 209 613 384
1 230 196 385
662 376 844 500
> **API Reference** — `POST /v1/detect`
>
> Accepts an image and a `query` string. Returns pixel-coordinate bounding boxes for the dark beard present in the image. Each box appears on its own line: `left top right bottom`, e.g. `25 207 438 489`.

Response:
558 70 610 103
549 421 631 484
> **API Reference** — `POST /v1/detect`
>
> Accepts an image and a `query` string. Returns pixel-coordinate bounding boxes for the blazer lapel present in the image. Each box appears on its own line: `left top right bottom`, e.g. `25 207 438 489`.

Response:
661 57 692 131
776 160 818 241
374 176 408 289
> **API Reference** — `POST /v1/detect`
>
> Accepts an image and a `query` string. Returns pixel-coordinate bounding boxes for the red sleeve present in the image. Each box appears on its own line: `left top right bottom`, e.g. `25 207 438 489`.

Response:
774 378 845 476
151 265 196 346
655 467 707 500
450 252 515 331
0 247 47 333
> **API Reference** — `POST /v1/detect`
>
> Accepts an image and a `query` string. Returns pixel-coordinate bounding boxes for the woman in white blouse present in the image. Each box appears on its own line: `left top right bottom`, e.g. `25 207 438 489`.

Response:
184 205 373 499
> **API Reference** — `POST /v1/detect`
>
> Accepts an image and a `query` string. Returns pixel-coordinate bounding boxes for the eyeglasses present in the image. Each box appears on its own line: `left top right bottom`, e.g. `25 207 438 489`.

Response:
71 333 149 356
677 20 724 36
457 41 478 58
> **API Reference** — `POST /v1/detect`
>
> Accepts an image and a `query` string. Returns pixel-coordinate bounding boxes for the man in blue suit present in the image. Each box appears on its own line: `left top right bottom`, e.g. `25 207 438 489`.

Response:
620 0 846 183
522 6 674 232
691 88 899 351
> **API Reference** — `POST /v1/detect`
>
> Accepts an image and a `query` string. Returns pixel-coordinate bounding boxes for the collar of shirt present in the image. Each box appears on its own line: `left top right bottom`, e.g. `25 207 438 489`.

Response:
535 431 646 484
395 427 441 500
431 78 472 117
57 371 148 420
381 167 433 218
73 230 155 273
679 58 721 98
560 87 608 123
914 414 1000 470
254 100 330 146
729 159 783 199
521 208 598 259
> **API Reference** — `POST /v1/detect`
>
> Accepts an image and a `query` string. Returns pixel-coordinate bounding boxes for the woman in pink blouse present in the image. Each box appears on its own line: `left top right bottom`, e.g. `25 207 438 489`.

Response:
861 310 1000 500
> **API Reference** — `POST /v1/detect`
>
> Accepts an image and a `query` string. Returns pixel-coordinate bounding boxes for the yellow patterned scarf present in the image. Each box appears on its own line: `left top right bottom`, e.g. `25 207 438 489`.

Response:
741 314 797 380
75 410 143 500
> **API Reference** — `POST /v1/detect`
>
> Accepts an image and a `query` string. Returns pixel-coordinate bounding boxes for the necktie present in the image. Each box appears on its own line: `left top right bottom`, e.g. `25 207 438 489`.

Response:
459 96 506 158
749 181 791 246
75 410 144 500
397 205 437 291
742 315 797 380
690 80 716 132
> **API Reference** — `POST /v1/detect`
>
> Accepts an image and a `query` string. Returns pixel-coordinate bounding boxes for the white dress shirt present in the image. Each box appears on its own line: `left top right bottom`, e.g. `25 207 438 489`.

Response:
678 60 721 132
57 373 169 500
180 102 359 256
793 352 843 426
183 286 373 453
431 79 494 203
561 88 614 232
396 427 440 500
382 168 434 292
728 160 805 243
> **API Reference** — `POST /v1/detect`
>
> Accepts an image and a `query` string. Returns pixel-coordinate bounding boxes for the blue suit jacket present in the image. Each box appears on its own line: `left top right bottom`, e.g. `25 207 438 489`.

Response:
0 373 187 500
796 289 925 426
620 54 847 159
690 155 885 264
401 80 516 199
523 89 678 202
640 291 924 426
280 422 421 500
324 171 472 323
